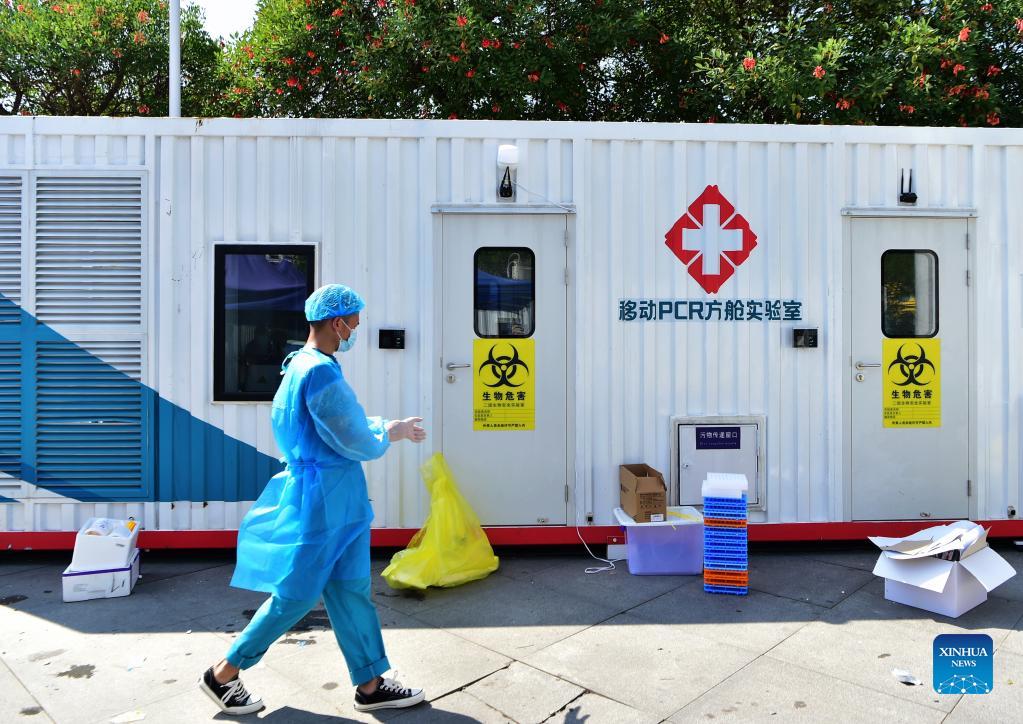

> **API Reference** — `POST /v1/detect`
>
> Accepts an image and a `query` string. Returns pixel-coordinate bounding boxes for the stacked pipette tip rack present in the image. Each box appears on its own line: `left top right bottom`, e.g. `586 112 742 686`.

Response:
702 473 749 595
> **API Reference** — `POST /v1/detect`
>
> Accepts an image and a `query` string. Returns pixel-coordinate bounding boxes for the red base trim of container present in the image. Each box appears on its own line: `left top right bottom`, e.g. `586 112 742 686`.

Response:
2 520 1022 551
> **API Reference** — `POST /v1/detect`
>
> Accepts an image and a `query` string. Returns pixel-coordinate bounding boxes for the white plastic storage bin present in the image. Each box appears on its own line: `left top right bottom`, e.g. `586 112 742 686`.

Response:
62 550 141 602
613 506 704 575
69 518 140 571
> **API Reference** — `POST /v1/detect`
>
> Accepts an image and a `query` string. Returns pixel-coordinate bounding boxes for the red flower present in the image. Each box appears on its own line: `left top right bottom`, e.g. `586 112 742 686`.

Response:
449 55 460 62
71 68 81 77
243 45 254 60
948 84 967 96
659 33 670 44
493 39 502 49
137 10 150 23
980 3 993 10
836 98 852 110
557 101 569 112
287 76 298 87
579 63 586 71
940 58 952 69
527 71 540 82
112 49 123 58
283 57 294 66
813 65 825 79
742 57 756 71
987 112 1000 126
974 87 990 100
491 104 501 113
706 116 718 123
917 72 929 88
953 64 966 76
448 113 458 119
377 0 386 7
15 4 24 11
133 31 146 45
421 66 429 73
959 27 971 42
307 51 316 58
332 8 343 17
1017 18 1023 33
482 39 491 48
544 36 554 49
456 15 467 27
305 23 314 31
275 88 284 95
465 69 475 78
513 42 521 49
899 104 916 114
987 65 1001 76
310 66 322 76
138 105 150 115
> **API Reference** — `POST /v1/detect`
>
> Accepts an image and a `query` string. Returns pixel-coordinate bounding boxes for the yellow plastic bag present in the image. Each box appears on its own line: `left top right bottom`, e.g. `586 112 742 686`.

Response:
381 453 499 590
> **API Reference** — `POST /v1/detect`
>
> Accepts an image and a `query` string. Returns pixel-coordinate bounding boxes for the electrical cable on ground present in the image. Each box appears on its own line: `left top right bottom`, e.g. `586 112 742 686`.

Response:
575 525 625 575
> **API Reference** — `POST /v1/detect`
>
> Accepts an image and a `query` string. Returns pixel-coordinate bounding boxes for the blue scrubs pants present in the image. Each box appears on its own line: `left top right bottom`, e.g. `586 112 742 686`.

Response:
225 577 390 686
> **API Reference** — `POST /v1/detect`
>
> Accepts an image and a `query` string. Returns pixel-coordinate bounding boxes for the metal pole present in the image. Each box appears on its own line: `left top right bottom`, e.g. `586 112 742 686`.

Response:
169 0 181 117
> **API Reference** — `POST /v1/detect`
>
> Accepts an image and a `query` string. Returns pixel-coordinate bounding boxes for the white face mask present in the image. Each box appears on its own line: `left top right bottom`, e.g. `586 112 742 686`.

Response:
336 318 357 353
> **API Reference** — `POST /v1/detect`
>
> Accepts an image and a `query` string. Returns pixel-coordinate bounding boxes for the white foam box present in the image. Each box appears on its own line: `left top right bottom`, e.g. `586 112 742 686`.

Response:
69 517 140 571
62 550 140 602
873 546 1016 618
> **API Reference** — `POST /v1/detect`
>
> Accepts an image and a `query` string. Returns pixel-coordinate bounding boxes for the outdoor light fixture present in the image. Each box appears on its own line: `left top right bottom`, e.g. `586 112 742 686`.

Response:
497 144 519 200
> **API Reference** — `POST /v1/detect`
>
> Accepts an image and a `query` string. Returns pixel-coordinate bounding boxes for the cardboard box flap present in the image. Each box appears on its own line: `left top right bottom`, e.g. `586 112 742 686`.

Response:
869 521 989 560
959 546 1017 591
872 554 955 593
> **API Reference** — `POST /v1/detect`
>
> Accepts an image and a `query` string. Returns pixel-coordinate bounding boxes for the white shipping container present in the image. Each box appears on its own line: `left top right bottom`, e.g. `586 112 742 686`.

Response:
0 117 1020 544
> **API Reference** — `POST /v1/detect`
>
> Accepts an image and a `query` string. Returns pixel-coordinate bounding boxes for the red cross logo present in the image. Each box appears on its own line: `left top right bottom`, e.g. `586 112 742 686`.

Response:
664 185 758 294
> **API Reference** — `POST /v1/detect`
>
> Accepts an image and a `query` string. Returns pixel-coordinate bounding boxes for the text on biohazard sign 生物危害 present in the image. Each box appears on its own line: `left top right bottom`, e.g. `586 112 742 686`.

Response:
883 338 941 427
473 339 535 431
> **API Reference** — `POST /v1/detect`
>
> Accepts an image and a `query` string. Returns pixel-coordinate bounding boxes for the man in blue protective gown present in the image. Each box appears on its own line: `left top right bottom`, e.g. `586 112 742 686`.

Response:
200 284 427 716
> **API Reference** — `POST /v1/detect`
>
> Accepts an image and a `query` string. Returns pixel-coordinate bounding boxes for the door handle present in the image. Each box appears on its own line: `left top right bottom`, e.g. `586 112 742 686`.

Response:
855 362 881 370
446 363 471 370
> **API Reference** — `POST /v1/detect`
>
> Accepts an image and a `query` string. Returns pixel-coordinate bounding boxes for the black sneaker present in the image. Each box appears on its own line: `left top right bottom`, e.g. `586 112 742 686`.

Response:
353 675 426 712
199 666 265 716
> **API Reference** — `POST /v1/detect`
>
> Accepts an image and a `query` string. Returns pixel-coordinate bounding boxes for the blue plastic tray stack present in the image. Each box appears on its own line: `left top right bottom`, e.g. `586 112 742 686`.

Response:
702 492 748 595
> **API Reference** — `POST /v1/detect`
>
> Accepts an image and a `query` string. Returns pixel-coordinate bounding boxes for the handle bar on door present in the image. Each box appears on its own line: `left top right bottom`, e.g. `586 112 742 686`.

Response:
446 363 471 370
855 362 881 370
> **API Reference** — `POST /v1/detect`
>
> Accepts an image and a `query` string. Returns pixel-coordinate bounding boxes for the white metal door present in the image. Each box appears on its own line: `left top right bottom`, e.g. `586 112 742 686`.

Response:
441 214 568 525
850 217 970 520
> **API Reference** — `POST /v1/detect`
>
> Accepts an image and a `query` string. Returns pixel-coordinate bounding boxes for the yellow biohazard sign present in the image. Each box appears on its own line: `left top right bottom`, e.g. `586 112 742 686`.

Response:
883 338 941 428
473 339 535 431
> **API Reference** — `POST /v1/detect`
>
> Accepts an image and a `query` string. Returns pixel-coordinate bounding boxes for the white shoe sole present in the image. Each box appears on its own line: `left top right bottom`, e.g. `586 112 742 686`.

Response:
354 690 426 712
198 677 266 716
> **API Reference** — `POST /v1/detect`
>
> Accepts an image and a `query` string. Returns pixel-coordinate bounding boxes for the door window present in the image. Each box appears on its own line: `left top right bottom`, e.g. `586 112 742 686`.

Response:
881 250 938 338
474 247 535 338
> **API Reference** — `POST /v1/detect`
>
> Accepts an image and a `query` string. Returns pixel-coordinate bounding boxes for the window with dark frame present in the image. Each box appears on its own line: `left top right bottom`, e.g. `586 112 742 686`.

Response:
881 250 938 338
214 245 316 402
474 247 535 338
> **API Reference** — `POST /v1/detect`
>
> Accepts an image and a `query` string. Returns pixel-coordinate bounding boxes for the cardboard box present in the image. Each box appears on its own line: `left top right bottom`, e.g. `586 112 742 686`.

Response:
62 550 140 603
870 522 1016 618
619 464 667 523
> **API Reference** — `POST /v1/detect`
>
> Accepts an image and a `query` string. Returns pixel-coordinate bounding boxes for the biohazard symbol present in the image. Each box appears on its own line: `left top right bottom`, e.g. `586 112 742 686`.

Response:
888 343 936 386
478 344 530 388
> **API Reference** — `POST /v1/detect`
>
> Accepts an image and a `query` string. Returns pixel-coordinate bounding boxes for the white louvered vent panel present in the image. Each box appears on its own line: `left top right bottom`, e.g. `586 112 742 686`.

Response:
34 176 143 325
0 342 22 482
36 339 144 494
0 176 22 324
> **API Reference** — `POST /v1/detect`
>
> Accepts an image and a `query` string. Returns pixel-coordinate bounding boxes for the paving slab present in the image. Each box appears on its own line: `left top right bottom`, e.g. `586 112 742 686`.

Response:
494 555 588 582
268 605 510 709
525 612 758 720
543 692 658 724
802 547 880 572
746 554 876 608
943 650 1023 723
504 556 694 612
0 657 53 723
998 616 1023 657
391 691 513 723
411 573 620 659
668 654 945 723
627 581 821 654
464 662 583 724
135 554 235 584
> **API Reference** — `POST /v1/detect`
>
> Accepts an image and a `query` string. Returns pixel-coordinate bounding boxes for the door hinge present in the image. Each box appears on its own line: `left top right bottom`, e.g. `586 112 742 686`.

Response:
967 479 972 497
564 268 569 286
966 270 971 286
965 232 970 249
564 484 570 503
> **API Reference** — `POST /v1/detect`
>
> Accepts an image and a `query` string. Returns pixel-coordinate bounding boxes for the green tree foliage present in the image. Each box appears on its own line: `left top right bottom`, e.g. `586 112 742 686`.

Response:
219 0 1021 126
0 0 224 116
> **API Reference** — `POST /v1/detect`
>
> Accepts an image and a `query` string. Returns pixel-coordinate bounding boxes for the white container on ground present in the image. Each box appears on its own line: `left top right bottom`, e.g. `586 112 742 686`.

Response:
613 506 704 575
69 517 140 571
62 549 141 602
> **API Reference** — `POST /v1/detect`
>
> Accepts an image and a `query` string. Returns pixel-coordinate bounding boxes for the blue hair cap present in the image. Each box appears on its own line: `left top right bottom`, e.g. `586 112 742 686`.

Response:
304 284 365 322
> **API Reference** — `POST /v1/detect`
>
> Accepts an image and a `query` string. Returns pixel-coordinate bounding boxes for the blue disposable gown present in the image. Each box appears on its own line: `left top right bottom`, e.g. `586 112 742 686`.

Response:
231 347 390 600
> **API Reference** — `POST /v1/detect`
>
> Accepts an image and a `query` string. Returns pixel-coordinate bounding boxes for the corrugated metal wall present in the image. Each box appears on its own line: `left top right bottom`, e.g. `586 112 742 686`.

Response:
0 118 1020 531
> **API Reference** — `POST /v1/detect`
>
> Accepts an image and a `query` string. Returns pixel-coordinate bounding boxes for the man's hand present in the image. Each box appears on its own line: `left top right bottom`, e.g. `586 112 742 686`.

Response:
386 417 426 443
